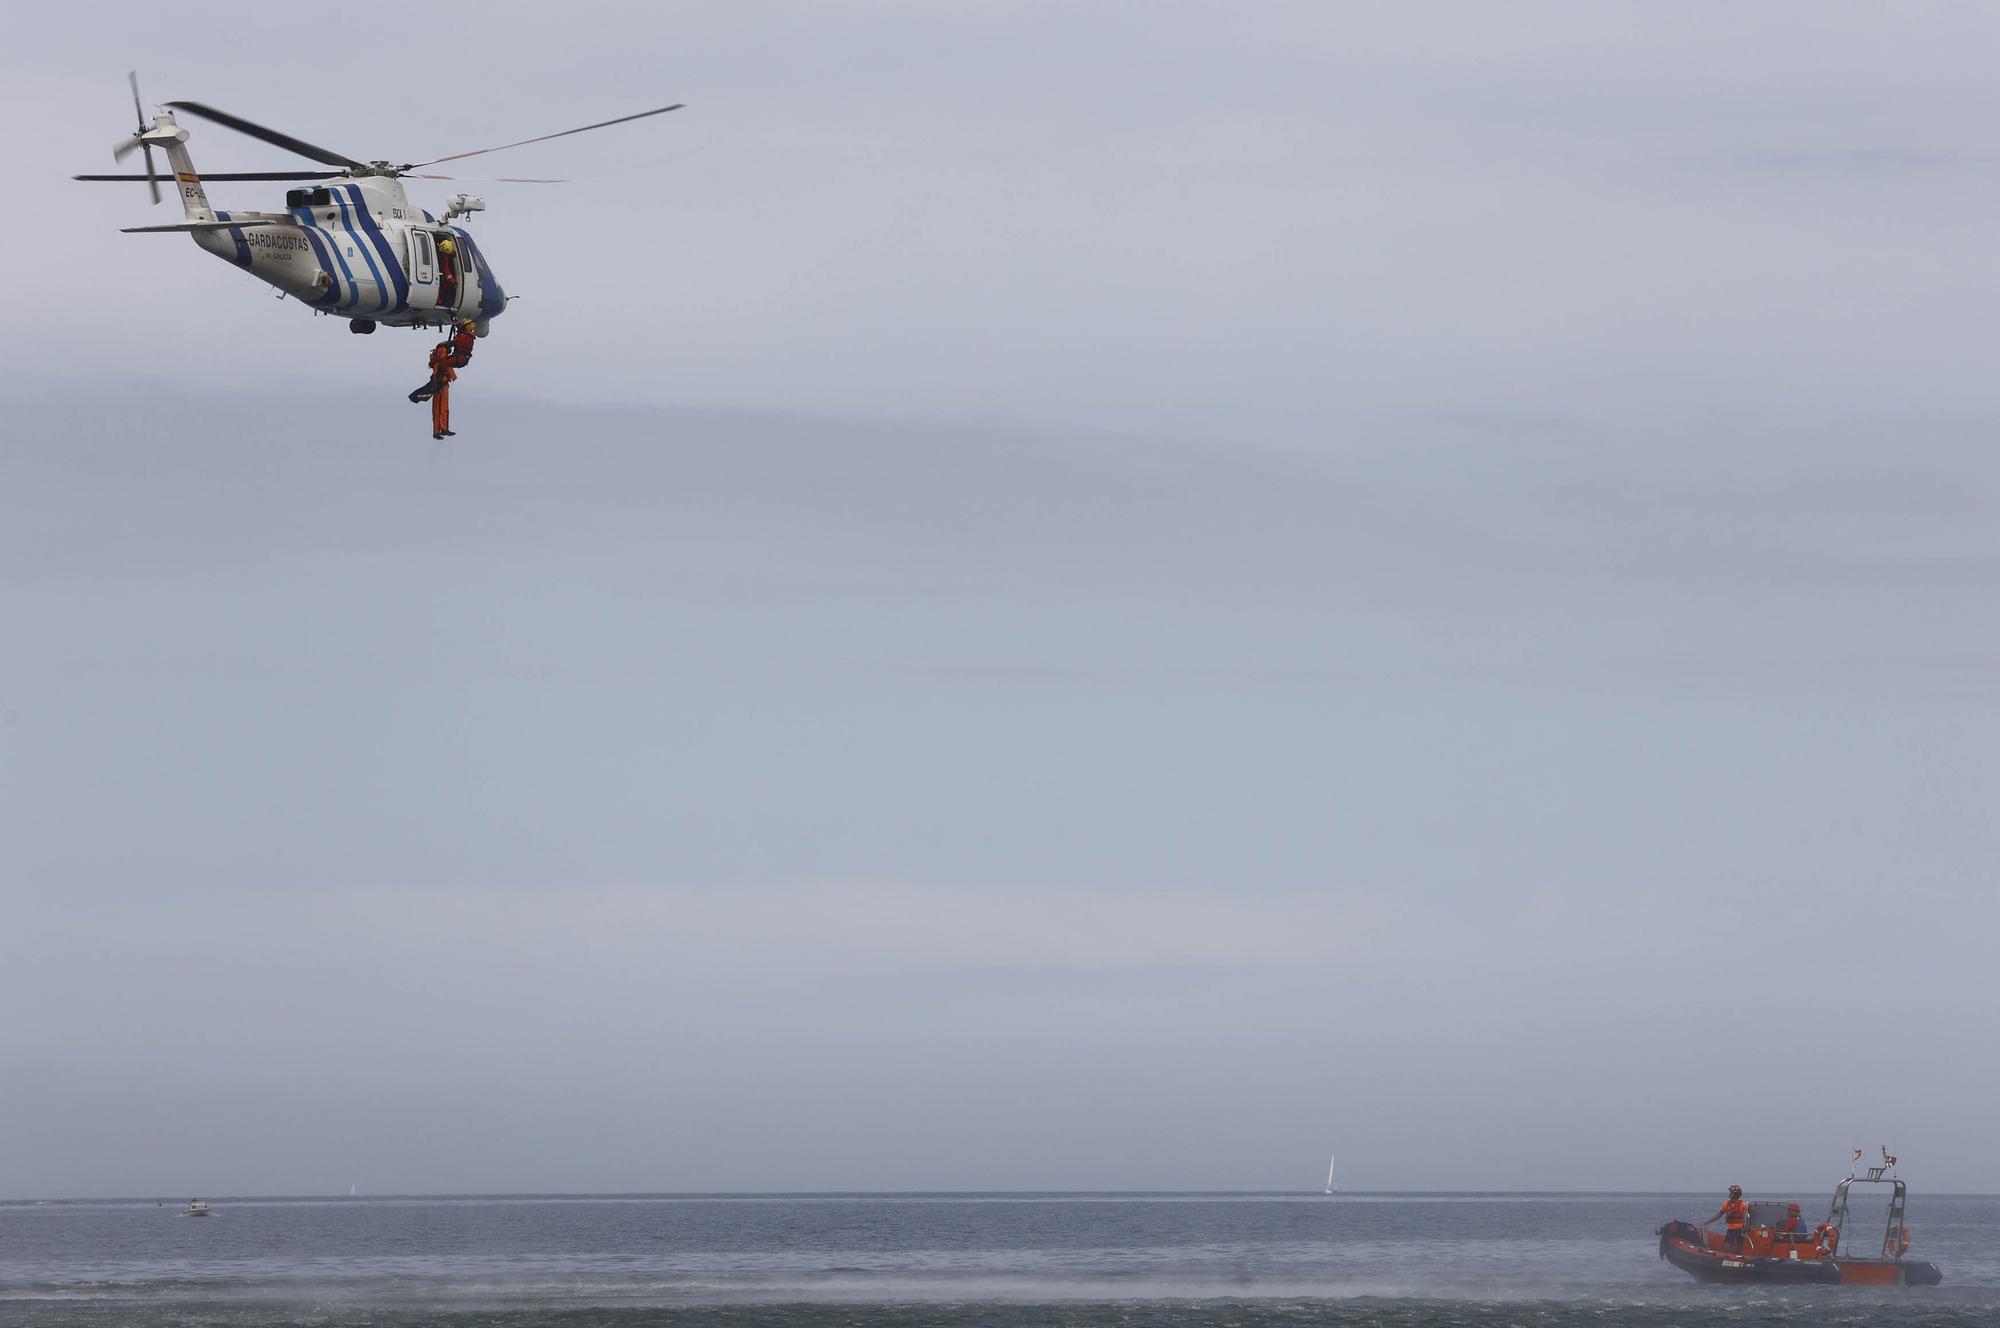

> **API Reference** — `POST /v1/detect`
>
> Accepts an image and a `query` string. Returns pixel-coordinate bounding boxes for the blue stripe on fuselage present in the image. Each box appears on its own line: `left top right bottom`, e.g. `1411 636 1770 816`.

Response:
292 208 346 306
332 190 388 316
320 222 360 310
344 186 409 315
297 205 361 310
213 211 253 268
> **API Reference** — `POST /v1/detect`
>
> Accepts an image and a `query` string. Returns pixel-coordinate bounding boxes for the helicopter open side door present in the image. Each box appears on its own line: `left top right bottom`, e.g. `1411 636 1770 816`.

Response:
407 228 437 305
405 228 466 318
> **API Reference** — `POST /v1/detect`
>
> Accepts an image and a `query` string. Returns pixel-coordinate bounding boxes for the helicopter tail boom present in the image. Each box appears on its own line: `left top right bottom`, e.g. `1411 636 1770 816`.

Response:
155 123 215 223
118 111 218 223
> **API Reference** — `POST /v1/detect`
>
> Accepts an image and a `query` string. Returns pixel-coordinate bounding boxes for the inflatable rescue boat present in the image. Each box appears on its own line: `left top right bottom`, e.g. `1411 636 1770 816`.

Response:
1658 1159 1942 1286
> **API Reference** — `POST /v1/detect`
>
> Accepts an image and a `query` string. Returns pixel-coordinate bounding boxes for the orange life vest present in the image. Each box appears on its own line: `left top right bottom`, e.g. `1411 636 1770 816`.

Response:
1722 1198 1748 1229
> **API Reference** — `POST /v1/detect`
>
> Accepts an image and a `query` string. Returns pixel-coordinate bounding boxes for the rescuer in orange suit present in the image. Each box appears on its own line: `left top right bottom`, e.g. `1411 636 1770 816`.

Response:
1779 1202 1804 1235
426 338 456 438
1702 1185 1751 1256
409 321 477 439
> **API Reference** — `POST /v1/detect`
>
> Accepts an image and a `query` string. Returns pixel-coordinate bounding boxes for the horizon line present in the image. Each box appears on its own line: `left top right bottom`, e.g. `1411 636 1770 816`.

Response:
10 1185 1991 1204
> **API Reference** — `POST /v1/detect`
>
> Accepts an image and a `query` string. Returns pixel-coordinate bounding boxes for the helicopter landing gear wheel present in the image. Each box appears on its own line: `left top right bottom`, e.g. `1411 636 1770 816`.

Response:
349 319 377 335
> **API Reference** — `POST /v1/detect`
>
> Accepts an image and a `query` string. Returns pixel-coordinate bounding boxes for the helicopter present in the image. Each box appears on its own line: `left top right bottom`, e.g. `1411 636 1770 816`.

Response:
75 75 682 337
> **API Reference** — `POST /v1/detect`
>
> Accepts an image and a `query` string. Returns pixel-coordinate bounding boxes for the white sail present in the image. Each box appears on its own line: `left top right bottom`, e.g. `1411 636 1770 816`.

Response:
1324 1153 1336 1194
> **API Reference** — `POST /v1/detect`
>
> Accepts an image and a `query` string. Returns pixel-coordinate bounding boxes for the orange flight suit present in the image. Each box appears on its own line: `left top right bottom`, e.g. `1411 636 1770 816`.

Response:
428 341 457 438
437 246 459 313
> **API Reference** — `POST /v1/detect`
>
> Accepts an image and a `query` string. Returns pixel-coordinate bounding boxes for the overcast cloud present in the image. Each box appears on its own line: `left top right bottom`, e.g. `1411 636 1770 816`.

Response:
2 2 1997 1197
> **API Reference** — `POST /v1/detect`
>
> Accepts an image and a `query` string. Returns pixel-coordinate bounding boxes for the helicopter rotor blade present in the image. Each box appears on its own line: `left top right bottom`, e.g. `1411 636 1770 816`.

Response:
165 100 366 170
404 102 683 169
74 170 346 183
114 73 162 203
107 138 163 201
408 173 570 183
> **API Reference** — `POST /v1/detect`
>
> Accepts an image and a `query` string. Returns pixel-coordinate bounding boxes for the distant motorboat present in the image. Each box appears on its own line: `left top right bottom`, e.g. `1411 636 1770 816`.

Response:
1323 1153 1336 1195
180 1199 210 1217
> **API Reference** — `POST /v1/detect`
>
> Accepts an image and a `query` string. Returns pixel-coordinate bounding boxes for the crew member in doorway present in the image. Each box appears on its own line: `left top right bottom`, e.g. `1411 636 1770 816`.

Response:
1702 1185 1750 1256
436 235 460 312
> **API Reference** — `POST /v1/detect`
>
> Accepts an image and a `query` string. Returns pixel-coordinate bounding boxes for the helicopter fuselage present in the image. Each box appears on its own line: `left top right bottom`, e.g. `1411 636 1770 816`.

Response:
195 175 506 333
89 92 679 337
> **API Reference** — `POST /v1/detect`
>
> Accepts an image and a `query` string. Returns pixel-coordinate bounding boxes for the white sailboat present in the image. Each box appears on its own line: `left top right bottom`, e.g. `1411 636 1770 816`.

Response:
1323 1153 1336 1195
348 1184 358 1197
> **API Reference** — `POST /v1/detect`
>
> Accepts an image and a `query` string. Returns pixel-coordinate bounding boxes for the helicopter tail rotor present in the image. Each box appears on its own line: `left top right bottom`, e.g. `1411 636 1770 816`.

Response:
112 71 163 205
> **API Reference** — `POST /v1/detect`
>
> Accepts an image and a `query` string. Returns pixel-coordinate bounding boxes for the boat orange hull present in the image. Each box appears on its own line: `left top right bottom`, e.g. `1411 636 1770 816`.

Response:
1657 1221 1942 1286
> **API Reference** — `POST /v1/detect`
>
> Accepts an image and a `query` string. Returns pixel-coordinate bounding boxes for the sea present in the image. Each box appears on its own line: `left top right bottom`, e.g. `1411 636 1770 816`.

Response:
4 1192 1997 1327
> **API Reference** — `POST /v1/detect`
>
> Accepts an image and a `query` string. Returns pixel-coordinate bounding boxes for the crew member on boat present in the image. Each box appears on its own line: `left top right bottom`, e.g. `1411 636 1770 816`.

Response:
1702 1185 1751 1255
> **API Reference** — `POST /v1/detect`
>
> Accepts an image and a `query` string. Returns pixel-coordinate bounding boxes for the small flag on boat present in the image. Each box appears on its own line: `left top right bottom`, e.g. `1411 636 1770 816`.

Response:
1853 1149 1864 1163
1883 1149 1898 1167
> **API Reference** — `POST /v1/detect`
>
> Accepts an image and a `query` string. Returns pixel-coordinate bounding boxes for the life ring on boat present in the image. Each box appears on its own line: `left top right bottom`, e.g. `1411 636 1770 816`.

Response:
1815 1223 1838 1254
1890 1225 1911 1257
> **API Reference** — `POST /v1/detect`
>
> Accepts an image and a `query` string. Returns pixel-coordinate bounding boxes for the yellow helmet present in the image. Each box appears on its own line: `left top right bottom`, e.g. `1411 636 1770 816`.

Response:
437 238 456 255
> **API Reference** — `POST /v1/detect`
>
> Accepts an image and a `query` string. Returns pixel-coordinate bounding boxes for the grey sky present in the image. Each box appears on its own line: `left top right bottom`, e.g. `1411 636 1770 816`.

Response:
3 3 1997 1196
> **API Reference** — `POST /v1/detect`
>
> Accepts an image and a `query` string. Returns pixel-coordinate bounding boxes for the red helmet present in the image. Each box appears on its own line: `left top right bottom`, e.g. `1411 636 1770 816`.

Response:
1729 1185 1743 1197
1787 1202 1801 1212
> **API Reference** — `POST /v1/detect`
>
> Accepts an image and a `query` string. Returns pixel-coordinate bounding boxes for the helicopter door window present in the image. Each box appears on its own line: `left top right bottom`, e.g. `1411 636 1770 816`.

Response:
412 230 435 285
